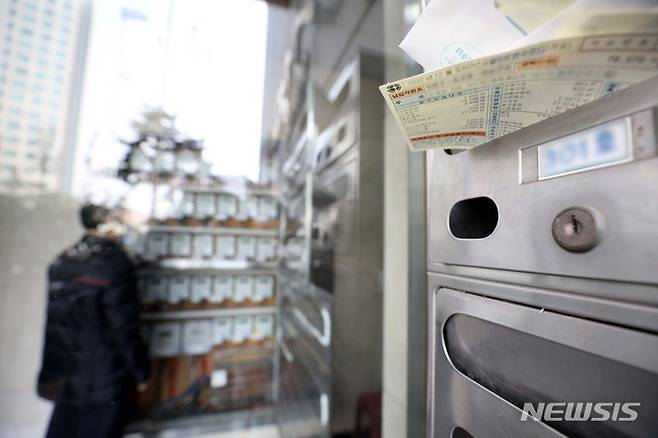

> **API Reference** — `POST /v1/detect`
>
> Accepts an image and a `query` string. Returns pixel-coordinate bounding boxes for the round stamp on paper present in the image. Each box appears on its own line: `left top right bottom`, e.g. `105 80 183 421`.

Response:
440 43 481 66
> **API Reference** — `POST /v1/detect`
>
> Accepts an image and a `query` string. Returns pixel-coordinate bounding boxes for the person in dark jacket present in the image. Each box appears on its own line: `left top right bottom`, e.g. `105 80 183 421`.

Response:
37 203 150 438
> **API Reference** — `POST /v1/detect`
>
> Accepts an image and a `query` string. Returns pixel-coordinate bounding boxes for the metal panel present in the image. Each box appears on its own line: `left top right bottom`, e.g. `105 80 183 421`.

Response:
278 46 384 436
425 78 658 438
310 52 385 434
428 284 658 438
311 148 380 433
426 264 658 333
314 51 384 170
427 77 658 285
278 277 332 438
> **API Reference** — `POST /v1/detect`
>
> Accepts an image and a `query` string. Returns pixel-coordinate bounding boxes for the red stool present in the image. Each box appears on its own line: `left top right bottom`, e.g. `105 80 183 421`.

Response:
353 392 381 438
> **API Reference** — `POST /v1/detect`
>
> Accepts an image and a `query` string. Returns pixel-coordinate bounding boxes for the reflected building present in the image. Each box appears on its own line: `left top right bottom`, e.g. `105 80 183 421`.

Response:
70 0 173 198
0 0 90 194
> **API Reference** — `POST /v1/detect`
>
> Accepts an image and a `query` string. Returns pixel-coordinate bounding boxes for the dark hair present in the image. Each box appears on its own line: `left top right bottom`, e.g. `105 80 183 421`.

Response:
80 204 110 230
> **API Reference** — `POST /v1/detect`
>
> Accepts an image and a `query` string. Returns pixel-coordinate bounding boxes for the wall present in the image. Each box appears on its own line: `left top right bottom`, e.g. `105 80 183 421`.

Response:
0 195 81 438
311 0 383 93
382 1 425 437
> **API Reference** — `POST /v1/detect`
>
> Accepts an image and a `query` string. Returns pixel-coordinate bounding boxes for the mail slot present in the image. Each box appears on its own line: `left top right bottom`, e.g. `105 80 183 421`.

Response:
448 196 498 239
428 78 658 284
429 285 658 438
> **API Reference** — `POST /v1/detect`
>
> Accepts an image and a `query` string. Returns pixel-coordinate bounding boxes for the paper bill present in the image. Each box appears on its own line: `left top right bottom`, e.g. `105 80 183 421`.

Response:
381 33 658 151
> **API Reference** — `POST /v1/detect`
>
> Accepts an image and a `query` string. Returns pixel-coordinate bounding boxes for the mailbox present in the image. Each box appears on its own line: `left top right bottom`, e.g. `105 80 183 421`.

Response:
426 79 658 437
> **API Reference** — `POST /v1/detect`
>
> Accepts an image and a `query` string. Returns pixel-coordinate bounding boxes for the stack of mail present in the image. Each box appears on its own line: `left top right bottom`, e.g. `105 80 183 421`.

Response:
381 0 658 150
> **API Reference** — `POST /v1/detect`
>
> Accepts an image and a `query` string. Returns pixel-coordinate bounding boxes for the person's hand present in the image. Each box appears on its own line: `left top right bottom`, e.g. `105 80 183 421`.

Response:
137 382 148 392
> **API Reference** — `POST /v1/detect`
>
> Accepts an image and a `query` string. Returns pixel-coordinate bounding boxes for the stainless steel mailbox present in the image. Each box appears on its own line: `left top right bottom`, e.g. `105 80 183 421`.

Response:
429 282 658 438
426 78 658 438
428 77 658 285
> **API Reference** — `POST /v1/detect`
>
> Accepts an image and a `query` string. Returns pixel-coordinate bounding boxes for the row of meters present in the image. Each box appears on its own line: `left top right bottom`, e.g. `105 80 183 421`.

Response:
172 192 280 223
146 315 275 357
141 232 278 261
139 274 276 308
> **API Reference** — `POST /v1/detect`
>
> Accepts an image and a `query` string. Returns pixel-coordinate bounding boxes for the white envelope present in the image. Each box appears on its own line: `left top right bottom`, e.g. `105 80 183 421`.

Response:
400 0 524 71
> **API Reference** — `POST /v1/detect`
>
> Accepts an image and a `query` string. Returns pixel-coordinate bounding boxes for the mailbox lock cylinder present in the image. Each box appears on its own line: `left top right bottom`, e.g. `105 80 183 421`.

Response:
552 207 600 253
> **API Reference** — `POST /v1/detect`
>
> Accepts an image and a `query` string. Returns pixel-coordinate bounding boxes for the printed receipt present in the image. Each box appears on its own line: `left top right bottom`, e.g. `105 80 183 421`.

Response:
381 33 658 151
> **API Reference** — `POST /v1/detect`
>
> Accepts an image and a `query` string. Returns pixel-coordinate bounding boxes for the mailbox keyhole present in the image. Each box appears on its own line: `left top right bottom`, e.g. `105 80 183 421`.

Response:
566 214 582 236
552 207 599 252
